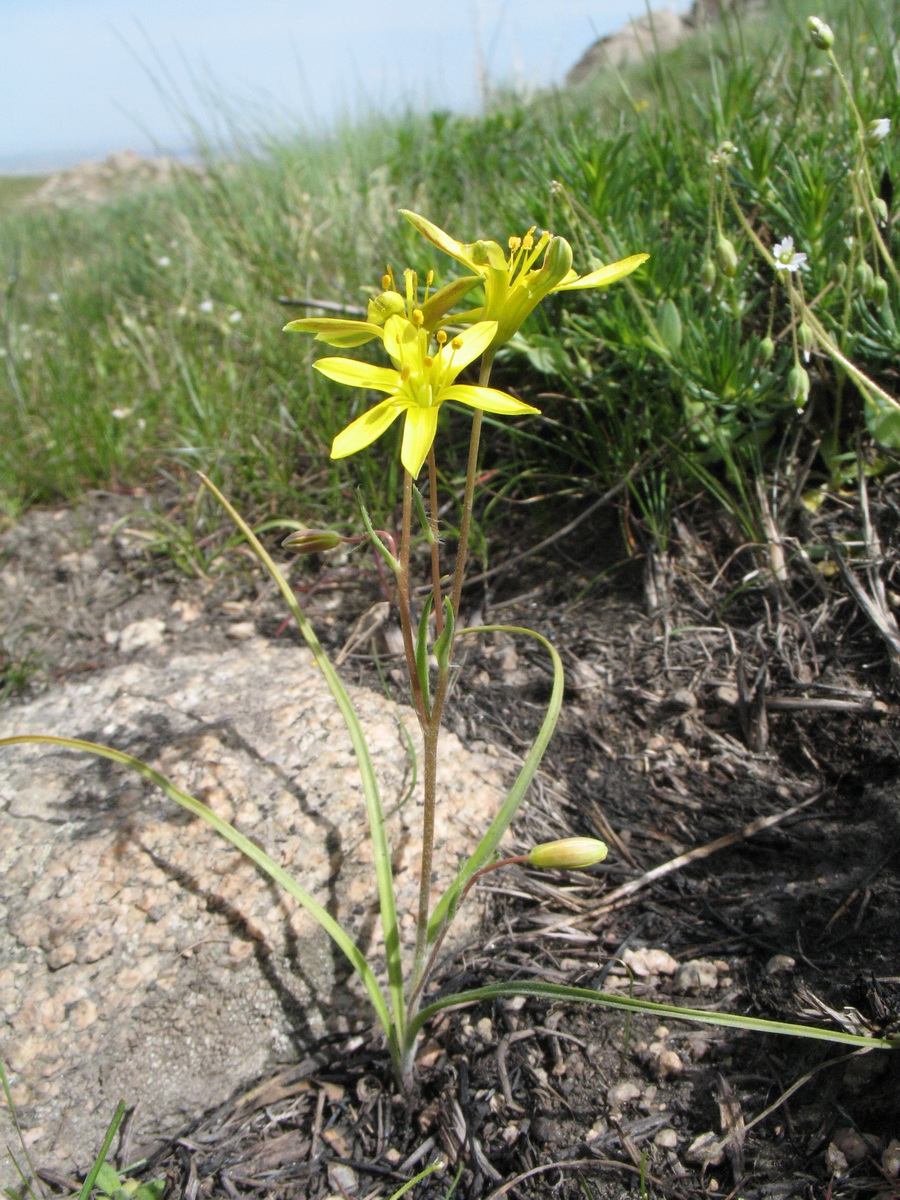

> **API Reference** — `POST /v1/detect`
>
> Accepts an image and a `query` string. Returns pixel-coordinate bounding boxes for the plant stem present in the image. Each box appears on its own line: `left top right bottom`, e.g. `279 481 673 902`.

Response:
427 447 443 635
397 471 428 727
411 352 495 992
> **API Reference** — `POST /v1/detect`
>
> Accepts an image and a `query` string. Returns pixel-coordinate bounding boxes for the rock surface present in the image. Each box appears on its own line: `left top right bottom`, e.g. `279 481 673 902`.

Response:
0 638 508 1178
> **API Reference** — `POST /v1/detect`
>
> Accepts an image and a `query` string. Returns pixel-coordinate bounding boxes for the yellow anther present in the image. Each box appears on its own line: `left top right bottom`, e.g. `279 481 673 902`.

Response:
426 269 434 286
424 354 434 368
382 273 391 290
508 235 522 252
451 335 464 350
435 329 448 345
400 365 412 383
412 308 424 326
522 227 536 250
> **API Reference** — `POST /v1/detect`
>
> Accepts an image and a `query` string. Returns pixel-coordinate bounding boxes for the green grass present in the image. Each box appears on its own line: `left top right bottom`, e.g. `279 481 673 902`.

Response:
0 176 46 212
1 0 899 550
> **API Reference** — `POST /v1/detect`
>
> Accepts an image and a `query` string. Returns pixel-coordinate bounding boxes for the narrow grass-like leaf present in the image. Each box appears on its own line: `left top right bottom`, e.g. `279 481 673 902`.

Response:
409 981 899 1050
196 474 407 1049
426 624 564 943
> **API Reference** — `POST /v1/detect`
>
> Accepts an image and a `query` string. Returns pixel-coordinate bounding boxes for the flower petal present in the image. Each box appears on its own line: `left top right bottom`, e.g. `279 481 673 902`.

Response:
283 317 384 347
331 397 404 459
314 357 399 393
554 253 649 291
437 320 499 371
400 405 440 477
400 210 478 270
382 314 424 367
442 384 541 415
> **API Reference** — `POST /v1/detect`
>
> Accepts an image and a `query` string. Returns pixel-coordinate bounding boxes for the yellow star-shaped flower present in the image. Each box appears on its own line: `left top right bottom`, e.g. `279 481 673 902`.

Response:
401 209 649 351
315 314 540 477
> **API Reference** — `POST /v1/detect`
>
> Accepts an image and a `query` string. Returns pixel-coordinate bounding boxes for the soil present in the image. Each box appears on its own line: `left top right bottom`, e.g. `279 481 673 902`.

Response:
2 481 900 1199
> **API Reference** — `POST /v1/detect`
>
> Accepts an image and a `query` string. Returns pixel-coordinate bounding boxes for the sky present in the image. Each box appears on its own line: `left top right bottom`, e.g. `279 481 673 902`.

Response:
1 0 694 173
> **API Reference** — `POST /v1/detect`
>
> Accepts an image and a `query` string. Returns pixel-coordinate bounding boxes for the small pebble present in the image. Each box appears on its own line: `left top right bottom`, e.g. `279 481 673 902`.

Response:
607 1080 641 1108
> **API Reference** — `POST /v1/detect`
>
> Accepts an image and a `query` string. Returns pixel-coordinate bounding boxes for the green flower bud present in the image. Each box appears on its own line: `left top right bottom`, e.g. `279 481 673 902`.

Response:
367 290 406 326
788 364 811 407
527 837 609 870
872 275 889 304
873 197 889 225
798 321 814 360
758 335 775 364
807 16 834 50
700 257 717 292
658 298 683 352
716 234 739 279
282 529 344 553
835 261 848 283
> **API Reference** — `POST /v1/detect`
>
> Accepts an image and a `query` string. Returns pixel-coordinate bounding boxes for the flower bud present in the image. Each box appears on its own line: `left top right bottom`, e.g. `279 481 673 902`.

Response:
700 257 717 292
873 197 889 225
788 363 811 407
866 118 891 148
367 290 406 326
807 16 834 50
855 261 876 296
716 234 739 279
757 335 775 364
872 275 889 304
798 321 814 361
282 529 343 553
835 261 848 283
527 837 609 870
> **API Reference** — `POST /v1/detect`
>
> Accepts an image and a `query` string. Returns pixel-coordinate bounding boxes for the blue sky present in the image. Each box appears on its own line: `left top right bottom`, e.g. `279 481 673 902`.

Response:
2 0 693 172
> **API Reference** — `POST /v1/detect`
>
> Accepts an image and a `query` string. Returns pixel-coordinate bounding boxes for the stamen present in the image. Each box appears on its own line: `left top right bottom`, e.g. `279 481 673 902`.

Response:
424 355 434 368
451 335 464 350
400 365 412 382
412 308 424 326
435 330 448 345
508 235 522 252
382 272 392 290
522 227 535 250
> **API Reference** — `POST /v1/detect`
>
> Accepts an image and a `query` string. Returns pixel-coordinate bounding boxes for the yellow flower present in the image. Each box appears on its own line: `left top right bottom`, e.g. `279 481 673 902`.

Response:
401 209 649 351
283 274 480 348
315 314 540 477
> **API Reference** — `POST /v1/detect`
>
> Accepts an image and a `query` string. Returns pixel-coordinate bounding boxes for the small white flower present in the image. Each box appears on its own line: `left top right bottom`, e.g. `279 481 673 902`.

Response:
228 310 242 324
157 255 171 268
48 292 60 304
19 323 30 333
112 406 133 420
198 299 214 313
866 118 891 148
772 236 808 274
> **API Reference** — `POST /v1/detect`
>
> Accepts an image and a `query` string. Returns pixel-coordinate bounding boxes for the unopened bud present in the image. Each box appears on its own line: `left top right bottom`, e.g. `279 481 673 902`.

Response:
527 837 609 870
855 261 876 296
757 335 775 364
716 234 739 279
282 529 343 553
788 364 811 407
872 275 889 304
367 290 405 326
798 321 814 361
807 16 834 50
700 257 717 292
873 197 889 225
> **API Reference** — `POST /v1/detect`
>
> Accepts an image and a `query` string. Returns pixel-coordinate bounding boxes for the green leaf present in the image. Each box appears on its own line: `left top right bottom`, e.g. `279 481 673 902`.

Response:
409 981 899 1050
432 598 454 672
427 624 563 943
415 594 434 716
